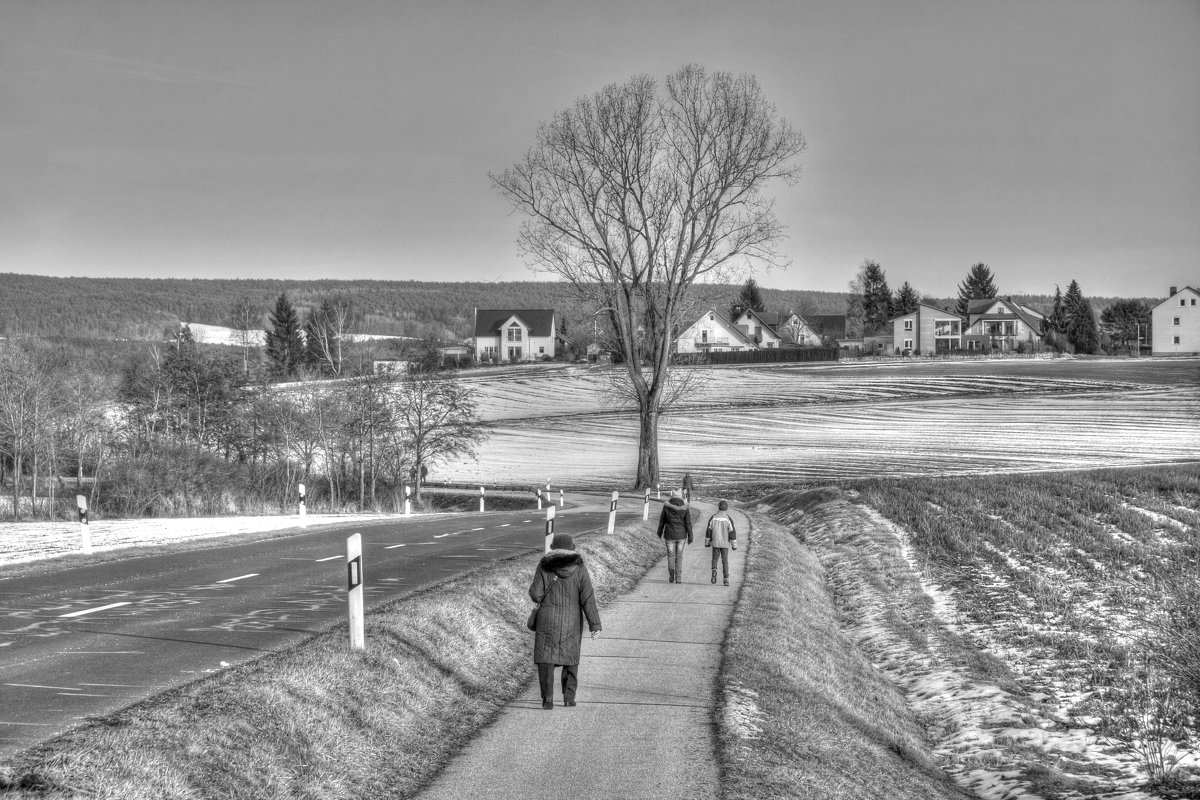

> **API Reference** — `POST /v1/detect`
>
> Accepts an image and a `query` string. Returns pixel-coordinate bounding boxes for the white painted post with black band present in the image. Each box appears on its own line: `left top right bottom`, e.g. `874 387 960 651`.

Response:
479 485 485 513
347 533 364 651
76 495 92 555
544 505 556 552
607 490 619 534
298 483 307 527
404 484 411 517
536 488 542 510
656 482 661 500
559 488 564 508
643 487 650 521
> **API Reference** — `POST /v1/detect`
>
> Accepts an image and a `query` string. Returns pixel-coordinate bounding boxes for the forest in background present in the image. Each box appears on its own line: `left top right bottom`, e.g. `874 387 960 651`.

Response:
0 272 1151 346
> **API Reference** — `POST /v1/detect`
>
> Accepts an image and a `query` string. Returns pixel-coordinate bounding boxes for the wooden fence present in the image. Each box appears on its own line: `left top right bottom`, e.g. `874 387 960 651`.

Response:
673 347 839 366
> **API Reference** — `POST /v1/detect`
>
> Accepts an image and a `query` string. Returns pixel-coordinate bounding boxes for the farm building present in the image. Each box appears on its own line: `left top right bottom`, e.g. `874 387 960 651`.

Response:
473 309 565 363
1151 286 1200 355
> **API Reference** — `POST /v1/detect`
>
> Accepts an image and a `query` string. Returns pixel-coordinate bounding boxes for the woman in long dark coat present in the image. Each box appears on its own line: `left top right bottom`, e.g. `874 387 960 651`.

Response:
529 533 602 710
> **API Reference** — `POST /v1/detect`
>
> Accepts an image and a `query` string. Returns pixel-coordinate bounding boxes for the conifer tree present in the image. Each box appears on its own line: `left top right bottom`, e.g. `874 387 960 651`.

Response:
1063 279 1099 354
266 293 304 378
848 260 892 336
892 281 921 316
730 277 766 320
955 263 999 315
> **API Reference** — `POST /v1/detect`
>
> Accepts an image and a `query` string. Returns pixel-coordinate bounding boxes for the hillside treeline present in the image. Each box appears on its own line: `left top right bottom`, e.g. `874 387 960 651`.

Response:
0 273 852 343
0 332 481 520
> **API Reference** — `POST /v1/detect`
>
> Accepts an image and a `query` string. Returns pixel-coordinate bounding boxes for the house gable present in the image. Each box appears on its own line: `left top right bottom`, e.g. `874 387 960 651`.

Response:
677 308 759 353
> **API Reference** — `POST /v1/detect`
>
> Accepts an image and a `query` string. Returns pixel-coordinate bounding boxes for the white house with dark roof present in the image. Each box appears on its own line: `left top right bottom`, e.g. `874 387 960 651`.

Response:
1152 286 1200 355
473 309 563 363
675 309 758 353
731 309 786 349
890 298 1044 355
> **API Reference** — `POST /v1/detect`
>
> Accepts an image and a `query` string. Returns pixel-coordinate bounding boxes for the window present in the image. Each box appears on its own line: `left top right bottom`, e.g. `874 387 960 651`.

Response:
903 319 913 331
934 319 960 336
701 330 708 343
1003 321 1015 336
903 339 913 350
538 346 545 355
1174 336 1181 345
1193 299 1197 306
1174 317 1181 326
507 324 523 342
1182 299 1187 306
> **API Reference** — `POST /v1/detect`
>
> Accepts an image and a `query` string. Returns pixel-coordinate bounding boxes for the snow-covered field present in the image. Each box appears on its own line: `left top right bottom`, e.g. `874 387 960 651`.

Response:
446 358 1199 489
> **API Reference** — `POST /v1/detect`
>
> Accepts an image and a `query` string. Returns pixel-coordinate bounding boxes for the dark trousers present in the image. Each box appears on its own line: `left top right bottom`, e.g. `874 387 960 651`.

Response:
537 662 578 704
711 546 730 579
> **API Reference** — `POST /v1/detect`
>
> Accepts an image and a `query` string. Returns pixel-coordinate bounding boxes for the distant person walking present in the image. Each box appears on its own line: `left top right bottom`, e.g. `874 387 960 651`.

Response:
681 472 695 502
656 490 693 583
529 533 602 709
704 500 738 586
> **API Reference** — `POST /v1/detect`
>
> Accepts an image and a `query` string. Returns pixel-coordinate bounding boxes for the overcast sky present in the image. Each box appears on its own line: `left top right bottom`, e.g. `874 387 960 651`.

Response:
2 0 1197 298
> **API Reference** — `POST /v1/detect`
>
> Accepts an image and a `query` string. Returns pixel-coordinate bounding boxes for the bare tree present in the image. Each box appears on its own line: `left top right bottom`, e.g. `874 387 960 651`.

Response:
389 370 485 502
227 296 263 377
492 64 804 487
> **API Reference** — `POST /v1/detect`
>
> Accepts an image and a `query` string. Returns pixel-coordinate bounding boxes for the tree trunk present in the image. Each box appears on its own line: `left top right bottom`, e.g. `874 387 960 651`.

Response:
635 404 659 490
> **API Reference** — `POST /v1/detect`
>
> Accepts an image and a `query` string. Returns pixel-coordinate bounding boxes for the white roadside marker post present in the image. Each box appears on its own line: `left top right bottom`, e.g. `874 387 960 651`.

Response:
607 490 619 535
76 495 92 555
536 488 542 510
479 486 485 513
347 533 364 651
298 483 307 528
405 484 412 517
544 505 556 553
559 488 564 508
643 488 650 521
656 483 661 500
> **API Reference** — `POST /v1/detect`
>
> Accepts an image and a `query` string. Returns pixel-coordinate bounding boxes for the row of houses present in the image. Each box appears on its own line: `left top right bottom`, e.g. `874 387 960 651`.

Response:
471 286 1200 363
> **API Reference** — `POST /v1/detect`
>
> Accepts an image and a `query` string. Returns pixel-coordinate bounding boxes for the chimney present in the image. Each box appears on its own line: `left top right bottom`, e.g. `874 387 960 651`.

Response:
1170 286 1177 296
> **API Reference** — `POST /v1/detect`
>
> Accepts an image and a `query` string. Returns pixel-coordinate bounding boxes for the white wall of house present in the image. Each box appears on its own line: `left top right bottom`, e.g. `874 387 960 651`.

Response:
474 314 559 362
733 311 783 349
1152 287 1200 355
676 311 752 353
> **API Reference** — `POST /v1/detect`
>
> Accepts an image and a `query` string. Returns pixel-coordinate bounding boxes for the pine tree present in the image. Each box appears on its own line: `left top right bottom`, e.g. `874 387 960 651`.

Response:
730 277 766 320
1063 279 1099 354
266 293 304 378
955 263 999 315
852 260 892 336
892 282 920 316
1048 285 1066 334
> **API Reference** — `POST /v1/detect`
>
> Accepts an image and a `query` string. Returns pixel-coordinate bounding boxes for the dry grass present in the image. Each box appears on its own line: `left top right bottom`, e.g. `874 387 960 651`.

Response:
714 510 972 800
0 519 663 799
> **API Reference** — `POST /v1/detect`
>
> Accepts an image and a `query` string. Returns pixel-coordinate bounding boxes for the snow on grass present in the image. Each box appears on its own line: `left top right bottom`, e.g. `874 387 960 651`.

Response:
0 514 394 567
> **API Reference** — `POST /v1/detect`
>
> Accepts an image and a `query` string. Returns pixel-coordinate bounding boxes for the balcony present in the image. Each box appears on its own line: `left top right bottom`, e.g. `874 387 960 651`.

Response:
695 337 730 347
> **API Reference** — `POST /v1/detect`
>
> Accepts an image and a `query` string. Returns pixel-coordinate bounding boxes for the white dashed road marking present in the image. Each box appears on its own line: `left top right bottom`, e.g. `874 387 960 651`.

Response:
315 555 341 562
499 524 511 528
385 543 406 549
216 574 259 583
59 602 131 618
471 527 485 531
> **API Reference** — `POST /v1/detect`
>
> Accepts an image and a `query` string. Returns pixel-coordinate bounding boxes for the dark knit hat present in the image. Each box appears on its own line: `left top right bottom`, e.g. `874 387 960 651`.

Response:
549 533 575 551
718 500 728 510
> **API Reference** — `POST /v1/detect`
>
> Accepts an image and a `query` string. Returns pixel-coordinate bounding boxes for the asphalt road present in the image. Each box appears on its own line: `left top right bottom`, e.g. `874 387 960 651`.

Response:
0 494 639 760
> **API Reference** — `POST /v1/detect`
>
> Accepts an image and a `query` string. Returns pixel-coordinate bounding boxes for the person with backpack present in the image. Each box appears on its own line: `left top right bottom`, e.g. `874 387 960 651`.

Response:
704 500 737 586
656 490 693 583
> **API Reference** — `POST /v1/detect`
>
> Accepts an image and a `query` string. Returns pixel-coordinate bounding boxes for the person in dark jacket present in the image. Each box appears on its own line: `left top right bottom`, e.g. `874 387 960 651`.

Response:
529 532 602 709
656 490 693 584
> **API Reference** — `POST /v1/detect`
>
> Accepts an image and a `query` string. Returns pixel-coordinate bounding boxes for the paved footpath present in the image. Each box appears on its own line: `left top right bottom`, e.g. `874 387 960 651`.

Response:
416 503 749 800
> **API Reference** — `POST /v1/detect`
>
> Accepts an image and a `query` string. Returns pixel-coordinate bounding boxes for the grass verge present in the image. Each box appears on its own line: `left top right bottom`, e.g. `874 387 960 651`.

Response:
0 519 663 799
714 500 972 800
